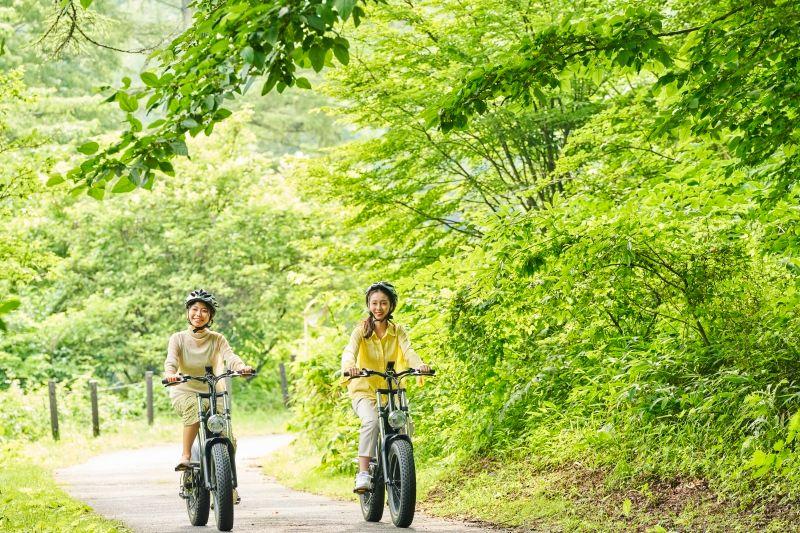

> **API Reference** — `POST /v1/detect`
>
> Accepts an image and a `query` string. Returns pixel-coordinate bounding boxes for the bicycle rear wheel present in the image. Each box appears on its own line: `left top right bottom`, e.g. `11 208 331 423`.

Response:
359 460 385 522
184 468 210 526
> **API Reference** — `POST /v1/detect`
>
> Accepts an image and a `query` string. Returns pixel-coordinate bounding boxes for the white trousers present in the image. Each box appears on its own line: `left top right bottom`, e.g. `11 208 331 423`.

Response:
352 397 379 458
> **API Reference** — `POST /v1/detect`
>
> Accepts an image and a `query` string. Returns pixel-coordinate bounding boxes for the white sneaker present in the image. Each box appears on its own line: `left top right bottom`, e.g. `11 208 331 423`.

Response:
353 471 371 493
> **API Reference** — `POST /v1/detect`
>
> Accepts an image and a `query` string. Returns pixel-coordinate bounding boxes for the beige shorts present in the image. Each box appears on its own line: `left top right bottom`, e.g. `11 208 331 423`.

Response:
171 393 225 426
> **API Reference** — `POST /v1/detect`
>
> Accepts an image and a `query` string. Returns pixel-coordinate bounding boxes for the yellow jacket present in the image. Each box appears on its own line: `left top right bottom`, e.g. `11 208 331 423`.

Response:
341 321 424 401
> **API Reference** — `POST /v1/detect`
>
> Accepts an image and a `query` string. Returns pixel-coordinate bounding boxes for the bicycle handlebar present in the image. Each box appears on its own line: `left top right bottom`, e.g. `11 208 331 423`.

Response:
343 368 435 379
161 369 257 386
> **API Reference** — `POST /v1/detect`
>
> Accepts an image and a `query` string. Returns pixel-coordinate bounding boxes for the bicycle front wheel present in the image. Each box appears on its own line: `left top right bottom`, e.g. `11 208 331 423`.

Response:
211 442 234 531
386 439 416 528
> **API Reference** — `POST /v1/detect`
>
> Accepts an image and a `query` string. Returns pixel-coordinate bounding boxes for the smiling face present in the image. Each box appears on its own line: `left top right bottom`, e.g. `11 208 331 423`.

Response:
187 301 211 329
368 290 393 321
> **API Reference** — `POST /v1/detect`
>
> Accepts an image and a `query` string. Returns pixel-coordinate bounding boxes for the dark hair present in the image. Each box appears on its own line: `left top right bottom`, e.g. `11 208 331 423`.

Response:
361 285 397 338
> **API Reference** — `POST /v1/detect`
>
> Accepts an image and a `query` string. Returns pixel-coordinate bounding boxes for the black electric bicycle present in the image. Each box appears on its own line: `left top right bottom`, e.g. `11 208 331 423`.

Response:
345 363 434 528
162 367 255 532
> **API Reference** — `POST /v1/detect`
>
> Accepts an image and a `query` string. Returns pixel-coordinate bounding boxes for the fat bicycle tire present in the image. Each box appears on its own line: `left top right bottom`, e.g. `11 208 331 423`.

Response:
211 442 234 531
359 461 385 522
184 468 210 526
386 439 416 528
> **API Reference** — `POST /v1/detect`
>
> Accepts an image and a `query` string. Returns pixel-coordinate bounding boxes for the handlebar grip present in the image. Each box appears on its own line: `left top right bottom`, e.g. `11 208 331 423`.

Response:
343 371 351 377
161 378 169 385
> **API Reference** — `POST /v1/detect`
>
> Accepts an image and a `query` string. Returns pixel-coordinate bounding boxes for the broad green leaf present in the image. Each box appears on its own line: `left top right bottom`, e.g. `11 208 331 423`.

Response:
333 43 349 66
140 71 160 87
309 45 326 72
170 140 189 156
214 108 232 119
334 0 355 20
111 176 137 193
116 92 138 113
158 161 175 176
77 142 100 155
295 77 312 89
241 46 255 64
87 187 105 201
306 15 325 32
46 175 65 186
181 118 200 129
262 71 279 95
0 297 20 314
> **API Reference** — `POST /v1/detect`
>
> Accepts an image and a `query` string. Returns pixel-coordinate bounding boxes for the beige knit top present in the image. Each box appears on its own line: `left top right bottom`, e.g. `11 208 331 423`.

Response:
163 327 247 397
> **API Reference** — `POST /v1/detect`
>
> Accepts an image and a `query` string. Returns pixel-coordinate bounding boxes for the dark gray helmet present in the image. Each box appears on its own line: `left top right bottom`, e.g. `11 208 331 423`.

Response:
185 289 218 317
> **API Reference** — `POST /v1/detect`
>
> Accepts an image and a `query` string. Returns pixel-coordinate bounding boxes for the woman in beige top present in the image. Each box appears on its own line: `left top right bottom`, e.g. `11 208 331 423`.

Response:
164 289 253 470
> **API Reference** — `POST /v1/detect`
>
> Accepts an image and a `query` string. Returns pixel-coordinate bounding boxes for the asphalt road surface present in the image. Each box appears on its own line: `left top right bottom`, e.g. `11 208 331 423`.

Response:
56 435 495 532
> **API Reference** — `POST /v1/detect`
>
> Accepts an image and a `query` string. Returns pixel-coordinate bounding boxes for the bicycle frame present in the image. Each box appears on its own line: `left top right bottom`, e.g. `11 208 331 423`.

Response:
165 366 250 490
375 377 412 482
195 385 237 491
348 364 434 487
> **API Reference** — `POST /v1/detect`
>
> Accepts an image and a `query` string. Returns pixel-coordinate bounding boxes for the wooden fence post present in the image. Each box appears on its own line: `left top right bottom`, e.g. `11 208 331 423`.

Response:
279 362 289 407
89 380 100 437
48 380 59 441
145 371 154 426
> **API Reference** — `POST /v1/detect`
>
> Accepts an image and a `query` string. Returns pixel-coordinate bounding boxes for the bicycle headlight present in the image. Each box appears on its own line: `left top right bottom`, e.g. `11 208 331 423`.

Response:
206 414 226 434
387 410 407 430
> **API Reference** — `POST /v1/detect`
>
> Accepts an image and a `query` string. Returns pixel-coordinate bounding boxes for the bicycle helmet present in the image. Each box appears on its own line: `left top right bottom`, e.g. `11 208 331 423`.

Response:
185 289 218 318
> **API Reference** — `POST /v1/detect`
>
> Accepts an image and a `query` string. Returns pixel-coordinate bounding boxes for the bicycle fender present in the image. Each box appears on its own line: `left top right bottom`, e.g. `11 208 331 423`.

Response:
383 433 413 449
380 433 413 474
203 437 238 489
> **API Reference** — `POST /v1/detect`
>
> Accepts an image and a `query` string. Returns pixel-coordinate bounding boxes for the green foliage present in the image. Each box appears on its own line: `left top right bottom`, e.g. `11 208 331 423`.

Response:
278 0 800 524
7 0 800 527
64 0 379 194
2 114 313 402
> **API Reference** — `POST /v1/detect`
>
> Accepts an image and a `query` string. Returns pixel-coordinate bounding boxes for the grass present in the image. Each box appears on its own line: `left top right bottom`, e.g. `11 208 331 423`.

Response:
261 438 353 500
260 435 800 532
0 459 127 533
0 407 290 533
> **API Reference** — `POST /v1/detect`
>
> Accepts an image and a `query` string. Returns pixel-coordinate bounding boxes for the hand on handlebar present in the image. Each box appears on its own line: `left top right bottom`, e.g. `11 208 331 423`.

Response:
238 366 255 375
162 373 185 385
345 367 362 378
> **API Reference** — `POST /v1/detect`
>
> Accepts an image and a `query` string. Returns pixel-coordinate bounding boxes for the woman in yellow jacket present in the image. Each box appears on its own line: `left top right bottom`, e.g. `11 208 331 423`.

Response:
342 281 430 493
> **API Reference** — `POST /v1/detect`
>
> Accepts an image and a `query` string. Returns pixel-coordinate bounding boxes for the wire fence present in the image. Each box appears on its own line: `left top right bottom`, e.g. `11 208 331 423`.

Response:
45 363 292 440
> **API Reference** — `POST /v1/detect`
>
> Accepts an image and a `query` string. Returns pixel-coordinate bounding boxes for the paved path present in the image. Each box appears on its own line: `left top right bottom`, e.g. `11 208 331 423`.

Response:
56 435 494 532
